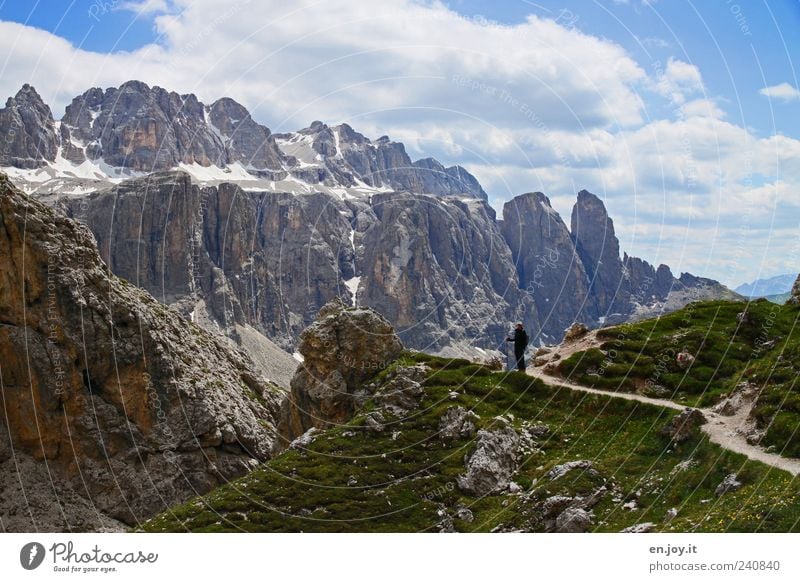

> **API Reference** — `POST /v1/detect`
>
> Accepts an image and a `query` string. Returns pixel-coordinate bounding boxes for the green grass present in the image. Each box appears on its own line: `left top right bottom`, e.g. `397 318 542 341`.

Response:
139 348 800 533
556 299 800 457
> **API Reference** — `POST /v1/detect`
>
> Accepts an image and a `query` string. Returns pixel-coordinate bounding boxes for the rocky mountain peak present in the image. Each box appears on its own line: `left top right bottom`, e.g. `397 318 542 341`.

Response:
570 189 628 316
1 81 491 201
336 122 370 145
10 83 49 110
0 83 58 168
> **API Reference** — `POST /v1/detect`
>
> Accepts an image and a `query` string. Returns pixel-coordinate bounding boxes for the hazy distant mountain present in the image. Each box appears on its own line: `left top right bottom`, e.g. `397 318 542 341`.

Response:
735 273 797 297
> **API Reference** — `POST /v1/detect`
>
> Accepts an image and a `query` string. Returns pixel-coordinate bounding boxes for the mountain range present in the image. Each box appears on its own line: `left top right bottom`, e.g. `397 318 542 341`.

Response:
0 81 738 361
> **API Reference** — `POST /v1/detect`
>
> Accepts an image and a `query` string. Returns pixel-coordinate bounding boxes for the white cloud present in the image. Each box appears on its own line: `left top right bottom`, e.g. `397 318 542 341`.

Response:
679 98 725 120
115 0 174 15
652 58 704 105
759 82 800 102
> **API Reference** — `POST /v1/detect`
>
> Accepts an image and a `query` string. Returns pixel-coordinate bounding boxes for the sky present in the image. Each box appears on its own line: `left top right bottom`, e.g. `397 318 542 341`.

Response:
0 0 799 289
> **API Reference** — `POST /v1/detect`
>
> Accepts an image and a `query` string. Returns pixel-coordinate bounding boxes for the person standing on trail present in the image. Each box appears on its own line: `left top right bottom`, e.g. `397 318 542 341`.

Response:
506 323 529 372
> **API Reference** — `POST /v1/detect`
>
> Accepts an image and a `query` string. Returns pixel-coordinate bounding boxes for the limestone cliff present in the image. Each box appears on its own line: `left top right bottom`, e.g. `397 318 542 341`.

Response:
0 173 282 530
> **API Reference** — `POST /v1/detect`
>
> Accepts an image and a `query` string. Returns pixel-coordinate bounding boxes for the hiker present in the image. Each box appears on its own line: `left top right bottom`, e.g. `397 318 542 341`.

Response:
506 323 529 372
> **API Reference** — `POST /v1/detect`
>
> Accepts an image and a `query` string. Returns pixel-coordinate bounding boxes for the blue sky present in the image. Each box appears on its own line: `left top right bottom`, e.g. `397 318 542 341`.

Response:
0 0 799 288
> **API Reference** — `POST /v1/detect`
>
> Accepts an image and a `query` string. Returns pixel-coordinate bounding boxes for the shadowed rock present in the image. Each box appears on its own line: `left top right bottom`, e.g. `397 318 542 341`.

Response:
0 173 282 530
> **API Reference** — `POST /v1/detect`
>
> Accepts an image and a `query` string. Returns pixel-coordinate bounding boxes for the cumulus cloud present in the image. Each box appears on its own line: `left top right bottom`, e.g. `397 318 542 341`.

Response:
652 58 704 105
759 82 800 102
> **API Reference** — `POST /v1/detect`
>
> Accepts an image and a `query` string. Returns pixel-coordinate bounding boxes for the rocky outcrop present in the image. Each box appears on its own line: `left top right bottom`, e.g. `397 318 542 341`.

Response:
547 460 596 481
438 406 478 441
715 473 742 496
0 173 282 530
0 84 58 168
660 408 706 443
276 299 403 448
456 423 520 496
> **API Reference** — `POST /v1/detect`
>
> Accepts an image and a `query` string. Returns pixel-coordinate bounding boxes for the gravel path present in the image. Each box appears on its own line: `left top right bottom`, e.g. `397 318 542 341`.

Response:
528 335 800 477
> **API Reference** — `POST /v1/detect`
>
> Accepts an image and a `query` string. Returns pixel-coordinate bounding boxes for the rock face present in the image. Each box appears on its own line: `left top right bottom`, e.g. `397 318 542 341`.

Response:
499 190 713 340
63 172 731 352
571 190 629 317
207 97 285 172
66 171 352 351
59 80 285 172
0 173 282 530
359 192 537 349
0 84 58 168
501 192 593 336
276 299 403 448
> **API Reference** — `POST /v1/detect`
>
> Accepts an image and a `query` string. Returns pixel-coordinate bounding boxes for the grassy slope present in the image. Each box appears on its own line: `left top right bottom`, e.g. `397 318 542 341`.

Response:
558 299 800 457
141 350 800 533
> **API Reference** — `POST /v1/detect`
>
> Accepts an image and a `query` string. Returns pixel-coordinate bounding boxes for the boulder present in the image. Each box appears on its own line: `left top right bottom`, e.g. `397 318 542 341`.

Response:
660 408 706 443
364 411 386 433
454 505 474 522
289 427 321 450
438 406 478 441
676 352 695 369
715 474 742 496
456 424 520 496
547 460 595 481
555 507 592 533
276 299 403 447
563 322 590 342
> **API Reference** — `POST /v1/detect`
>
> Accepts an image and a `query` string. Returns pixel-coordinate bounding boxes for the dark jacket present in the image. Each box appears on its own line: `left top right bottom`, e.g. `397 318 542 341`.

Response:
509 329 529 353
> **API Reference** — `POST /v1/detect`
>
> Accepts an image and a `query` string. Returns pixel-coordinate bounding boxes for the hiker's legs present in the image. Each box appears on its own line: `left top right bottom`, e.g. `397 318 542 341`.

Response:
515 352 525 371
